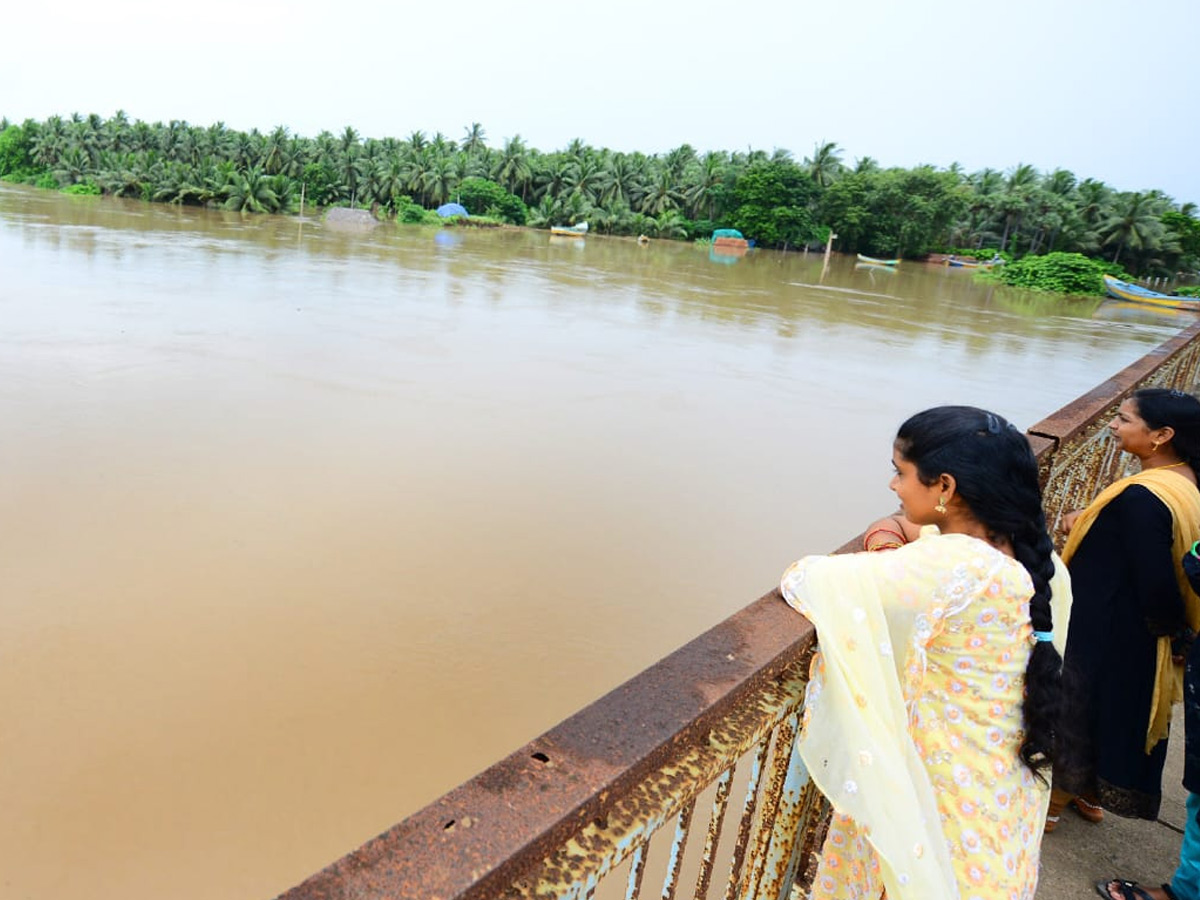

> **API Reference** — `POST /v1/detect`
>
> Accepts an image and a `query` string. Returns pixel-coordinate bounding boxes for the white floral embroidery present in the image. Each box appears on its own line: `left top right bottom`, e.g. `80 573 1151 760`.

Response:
843 780 858 795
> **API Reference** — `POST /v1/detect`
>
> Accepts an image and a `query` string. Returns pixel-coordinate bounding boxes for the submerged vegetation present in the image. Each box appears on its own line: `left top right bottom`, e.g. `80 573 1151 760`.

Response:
1 111 1197 290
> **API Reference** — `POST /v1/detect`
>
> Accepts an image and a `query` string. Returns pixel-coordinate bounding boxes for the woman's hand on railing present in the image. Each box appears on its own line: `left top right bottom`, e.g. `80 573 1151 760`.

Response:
1056 509 1083 535
862 513 920 551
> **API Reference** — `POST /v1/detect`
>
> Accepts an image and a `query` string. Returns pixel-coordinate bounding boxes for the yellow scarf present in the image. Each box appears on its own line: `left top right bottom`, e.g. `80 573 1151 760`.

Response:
1062 468 1200 752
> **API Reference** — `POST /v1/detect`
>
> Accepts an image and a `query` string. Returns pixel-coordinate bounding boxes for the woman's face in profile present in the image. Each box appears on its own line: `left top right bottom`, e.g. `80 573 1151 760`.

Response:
1108 399 1155 455
890 446 941 524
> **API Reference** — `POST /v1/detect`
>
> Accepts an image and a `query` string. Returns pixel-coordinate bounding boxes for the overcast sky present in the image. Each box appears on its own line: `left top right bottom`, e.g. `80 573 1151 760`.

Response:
4 0 1197 203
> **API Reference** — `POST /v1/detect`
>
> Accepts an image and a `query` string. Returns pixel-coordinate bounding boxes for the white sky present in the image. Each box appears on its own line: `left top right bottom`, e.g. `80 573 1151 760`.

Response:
4 0 1197 203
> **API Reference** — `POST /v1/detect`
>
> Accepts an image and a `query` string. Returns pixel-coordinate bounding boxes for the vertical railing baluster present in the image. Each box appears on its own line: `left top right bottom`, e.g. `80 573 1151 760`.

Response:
739 717 799 900
625 843 648 900
693 767 735 900
660 799 696 900
724 736 772 900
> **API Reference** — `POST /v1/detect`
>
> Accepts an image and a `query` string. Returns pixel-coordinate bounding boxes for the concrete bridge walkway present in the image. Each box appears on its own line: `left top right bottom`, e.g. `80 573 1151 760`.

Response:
1038 708 1187 899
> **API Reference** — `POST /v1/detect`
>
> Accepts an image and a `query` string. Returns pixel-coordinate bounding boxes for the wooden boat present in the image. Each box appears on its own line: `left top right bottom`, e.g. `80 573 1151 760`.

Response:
856 253 899 266
712 228 749 250
1102 274 1200 311
946 255 1002 269
550 222 589 237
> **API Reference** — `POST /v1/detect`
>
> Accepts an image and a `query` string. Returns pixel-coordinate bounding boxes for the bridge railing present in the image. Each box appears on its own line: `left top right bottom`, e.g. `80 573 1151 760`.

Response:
277 319 1200 900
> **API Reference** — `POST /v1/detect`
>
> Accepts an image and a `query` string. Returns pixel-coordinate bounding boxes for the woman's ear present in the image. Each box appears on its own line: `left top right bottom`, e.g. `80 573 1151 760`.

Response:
1154 424 1177 446
939 473 958 499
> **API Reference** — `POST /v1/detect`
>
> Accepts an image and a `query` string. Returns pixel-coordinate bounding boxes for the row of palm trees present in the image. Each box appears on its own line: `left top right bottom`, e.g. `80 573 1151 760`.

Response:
2 112 1195 274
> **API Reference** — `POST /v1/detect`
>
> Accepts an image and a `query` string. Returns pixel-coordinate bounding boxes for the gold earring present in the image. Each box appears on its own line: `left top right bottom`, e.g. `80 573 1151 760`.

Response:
935 496 948 514
1152 441 1161 452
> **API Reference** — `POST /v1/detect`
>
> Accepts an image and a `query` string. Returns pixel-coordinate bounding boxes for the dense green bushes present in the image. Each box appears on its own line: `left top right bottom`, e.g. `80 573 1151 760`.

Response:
456 177 526 224
992 252 1109 295
3 110 1197 280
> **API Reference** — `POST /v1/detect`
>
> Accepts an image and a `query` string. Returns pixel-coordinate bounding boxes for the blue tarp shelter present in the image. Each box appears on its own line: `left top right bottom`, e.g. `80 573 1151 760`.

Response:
436 203 469 218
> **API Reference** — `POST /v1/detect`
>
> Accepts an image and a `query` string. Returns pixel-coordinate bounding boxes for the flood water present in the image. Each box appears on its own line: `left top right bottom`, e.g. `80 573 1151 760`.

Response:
0 183 1189 900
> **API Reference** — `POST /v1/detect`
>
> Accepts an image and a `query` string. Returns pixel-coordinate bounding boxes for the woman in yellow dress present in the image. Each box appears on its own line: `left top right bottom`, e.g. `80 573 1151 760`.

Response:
780 406 1070 900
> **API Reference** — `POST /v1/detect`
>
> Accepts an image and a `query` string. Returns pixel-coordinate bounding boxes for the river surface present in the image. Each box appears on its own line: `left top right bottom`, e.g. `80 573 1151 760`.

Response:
0 183 1190 900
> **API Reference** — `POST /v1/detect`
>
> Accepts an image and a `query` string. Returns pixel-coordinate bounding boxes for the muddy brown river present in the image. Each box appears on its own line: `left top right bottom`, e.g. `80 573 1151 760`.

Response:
0 183 1188 900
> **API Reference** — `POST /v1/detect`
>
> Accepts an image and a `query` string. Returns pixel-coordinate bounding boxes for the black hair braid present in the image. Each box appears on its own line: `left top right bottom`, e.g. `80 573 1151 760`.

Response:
897 406 1062 779
1011 518 1061 780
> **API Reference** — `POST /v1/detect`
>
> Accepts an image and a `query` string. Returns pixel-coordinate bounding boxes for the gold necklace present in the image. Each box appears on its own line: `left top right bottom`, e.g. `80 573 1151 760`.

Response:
1151 460 1188 470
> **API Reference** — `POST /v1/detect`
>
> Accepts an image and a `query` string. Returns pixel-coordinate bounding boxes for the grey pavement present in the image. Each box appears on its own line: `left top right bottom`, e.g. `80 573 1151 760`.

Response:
1038 707 1187 898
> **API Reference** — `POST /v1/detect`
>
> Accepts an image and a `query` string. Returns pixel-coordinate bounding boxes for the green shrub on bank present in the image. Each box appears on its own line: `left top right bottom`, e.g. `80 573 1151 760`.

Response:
456 178 526 225
62 181 101 196
993 251 1108 296
1177 286 1200 298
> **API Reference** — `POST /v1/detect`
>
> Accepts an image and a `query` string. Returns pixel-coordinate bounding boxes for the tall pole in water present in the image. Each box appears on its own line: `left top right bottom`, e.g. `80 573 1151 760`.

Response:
821 231 837 282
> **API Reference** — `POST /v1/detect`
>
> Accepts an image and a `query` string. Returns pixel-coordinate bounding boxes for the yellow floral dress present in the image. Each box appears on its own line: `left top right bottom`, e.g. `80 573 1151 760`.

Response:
780 530 1071 900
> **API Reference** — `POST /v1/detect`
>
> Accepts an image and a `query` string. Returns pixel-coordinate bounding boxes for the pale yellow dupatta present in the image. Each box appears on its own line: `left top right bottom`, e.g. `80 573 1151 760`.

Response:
781 531 1071 900
1061 468 1200 751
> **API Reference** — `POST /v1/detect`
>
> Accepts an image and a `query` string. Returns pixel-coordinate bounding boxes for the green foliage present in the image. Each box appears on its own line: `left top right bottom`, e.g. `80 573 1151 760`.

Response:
6 107 1196 263
0 123 36 178
1176 286 1200 297
993 251 1107 296
456 177 526 224
1163 211 1200 269
394 196 429 224
726 161 818 248
301 162 342 207
61 181 100 195
820 167 966 258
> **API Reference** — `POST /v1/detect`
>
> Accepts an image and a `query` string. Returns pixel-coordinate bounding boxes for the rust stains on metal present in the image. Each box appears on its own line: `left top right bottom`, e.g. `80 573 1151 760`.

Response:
275 592 814 900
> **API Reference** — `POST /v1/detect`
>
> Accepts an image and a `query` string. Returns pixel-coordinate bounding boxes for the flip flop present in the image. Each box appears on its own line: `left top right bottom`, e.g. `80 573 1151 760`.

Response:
1094 879 1173 900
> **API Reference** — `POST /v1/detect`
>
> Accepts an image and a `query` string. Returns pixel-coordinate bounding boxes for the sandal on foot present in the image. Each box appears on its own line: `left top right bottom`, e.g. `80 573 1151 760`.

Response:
1043 813 1060 833
1074 796 1105 823
1095 880 1160 900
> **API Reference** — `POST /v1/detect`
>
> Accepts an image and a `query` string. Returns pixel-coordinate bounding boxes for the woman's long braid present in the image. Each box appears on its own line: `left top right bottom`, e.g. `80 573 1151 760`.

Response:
1011 509 1061 780
897 406 1062 779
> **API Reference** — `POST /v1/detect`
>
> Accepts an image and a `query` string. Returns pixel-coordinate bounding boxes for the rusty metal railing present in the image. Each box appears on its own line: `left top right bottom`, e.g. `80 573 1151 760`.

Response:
1030 320 1200 542
276 319 1200 900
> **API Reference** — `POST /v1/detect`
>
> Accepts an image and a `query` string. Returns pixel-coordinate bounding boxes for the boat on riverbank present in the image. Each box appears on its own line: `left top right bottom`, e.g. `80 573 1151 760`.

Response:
856 253 899 266
1102 274 1200 311
947 254 1004 270
550 222 588 237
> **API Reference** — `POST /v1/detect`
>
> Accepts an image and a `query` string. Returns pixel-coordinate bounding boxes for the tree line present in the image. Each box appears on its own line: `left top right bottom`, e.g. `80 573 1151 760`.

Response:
1 111 1196 277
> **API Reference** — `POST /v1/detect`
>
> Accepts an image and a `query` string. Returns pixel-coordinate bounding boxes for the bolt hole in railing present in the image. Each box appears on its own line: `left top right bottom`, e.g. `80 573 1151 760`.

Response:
277 319 1200 900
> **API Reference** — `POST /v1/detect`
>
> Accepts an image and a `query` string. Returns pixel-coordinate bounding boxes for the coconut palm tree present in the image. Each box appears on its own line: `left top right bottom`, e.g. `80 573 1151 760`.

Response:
420 156 458 207
805 141 843 188
494 135 533 201
224 167 280 213
600 152 645 209
462 123 487 157
639 169 683 217
1101 191 1168 265
684 151 726 220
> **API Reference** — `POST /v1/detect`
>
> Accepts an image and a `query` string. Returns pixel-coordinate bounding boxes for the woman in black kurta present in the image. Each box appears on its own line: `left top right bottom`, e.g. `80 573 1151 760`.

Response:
1057 484 1188 818
1053 389 1200 824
